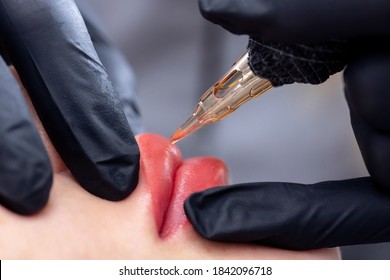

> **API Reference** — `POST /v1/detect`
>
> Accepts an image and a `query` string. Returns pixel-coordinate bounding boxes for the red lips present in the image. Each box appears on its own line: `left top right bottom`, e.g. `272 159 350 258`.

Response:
136 134 229 239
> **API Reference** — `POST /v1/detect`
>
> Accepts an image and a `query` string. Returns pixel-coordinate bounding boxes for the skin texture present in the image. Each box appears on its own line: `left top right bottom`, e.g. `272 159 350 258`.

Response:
0 68 341 259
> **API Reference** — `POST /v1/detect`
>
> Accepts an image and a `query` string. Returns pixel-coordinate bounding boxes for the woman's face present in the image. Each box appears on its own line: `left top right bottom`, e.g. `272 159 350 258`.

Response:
0 68 340 259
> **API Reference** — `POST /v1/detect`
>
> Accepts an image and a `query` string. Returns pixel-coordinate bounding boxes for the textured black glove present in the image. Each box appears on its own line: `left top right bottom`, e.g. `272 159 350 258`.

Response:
185 0 390 250
0 0 140 215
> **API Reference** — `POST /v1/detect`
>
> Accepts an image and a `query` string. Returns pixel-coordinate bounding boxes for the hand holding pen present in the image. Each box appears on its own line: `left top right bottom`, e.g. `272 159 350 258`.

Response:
183 0 390 250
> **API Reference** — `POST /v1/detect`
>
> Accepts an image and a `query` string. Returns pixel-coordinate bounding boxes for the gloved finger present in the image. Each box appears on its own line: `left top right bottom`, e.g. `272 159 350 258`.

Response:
75 0 143 134
344 52 390 188
185 177 390 250
0 57 52 215
198 0 390 42
0 43 10 65
0 0 140 200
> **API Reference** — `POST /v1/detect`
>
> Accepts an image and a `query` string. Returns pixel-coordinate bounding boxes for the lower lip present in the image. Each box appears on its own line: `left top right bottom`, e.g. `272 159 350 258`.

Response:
160 156 229 238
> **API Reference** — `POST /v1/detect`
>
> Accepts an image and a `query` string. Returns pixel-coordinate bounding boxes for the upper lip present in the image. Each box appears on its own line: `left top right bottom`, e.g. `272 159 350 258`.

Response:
136 133 182 238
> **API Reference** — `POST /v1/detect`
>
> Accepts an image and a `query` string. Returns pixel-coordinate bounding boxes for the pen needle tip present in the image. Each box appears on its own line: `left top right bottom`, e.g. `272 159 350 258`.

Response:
170 128 185 144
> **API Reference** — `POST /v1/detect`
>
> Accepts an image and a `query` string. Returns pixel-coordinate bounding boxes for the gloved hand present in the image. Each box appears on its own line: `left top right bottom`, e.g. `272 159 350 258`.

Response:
0 0 140 215
197 0 390 42
184 0 390 250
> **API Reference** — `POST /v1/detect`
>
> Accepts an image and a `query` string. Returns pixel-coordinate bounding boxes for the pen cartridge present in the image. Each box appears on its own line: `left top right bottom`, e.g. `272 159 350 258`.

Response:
170 50 272 144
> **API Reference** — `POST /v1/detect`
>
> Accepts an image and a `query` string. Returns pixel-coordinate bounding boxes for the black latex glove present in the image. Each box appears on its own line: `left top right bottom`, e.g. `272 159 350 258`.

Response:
198 0 390 42
75 0 143 135
0 0 140 215
185 0 390 250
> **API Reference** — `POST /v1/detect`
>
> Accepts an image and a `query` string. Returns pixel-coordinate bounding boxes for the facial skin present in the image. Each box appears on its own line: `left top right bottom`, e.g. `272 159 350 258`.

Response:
0 68 341 259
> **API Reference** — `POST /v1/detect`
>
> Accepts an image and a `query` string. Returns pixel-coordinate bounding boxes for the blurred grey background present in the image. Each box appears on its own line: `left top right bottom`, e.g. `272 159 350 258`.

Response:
85 0 389 259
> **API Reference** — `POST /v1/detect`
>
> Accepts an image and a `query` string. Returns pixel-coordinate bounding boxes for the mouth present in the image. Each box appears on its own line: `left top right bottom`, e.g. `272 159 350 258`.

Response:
136 133 229 239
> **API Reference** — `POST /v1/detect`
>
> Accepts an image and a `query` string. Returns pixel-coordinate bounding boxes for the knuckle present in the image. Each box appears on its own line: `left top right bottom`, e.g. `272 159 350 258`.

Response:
0 166 52 215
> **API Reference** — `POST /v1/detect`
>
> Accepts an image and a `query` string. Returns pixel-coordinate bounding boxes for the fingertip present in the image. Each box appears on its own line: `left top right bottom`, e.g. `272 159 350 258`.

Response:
79 147 141 201
184 193 210 238
104 156 140 201
0 159 52 215
184 185 232 241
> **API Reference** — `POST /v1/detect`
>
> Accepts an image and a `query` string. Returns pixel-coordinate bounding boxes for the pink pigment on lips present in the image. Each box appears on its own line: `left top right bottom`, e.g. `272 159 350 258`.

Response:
137 134 182 232
160 157 229 238
136 133 228 239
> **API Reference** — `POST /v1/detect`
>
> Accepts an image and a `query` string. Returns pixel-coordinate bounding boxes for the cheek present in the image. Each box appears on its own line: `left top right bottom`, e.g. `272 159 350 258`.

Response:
161 157 229 238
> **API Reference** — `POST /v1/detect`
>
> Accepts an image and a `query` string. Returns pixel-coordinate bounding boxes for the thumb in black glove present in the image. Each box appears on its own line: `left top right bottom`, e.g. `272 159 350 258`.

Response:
185 177 390 250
